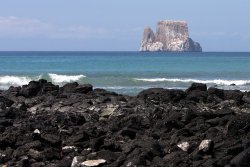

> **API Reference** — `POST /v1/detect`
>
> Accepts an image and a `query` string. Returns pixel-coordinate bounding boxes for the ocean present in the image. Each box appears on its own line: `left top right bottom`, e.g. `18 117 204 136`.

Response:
0 51 250 95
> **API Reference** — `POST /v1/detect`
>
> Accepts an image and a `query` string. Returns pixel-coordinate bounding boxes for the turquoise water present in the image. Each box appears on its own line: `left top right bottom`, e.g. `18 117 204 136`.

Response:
0 51 250 95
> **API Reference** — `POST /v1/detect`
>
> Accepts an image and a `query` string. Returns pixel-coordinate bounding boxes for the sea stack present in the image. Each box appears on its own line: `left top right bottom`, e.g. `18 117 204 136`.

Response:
140 20 202 52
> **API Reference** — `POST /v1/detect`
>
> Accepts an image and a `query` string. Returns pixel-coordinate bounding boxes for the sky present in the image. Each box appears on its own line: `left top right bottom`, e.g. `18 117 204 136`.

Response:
0 0 249 51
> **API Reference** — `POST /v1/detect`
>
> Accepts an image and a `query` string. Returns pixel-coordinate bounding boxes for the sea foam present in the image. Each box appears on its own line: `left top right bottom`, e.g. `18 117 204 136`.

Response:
134 78 250 86
0 75 41 89
48 73 86 83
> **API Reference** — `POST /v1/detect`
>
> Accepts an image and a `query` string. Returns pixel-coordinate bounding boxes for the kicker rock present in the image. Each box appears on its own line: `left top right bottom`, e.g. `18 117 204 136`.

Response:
140 20 202 52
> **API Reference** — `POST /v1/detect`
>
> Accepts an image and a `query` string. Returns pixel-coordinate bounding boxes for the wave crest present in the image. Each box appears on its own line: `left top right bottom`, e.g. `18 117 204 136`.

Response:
48 73 86 83
0 75 41 89
134 78 250 86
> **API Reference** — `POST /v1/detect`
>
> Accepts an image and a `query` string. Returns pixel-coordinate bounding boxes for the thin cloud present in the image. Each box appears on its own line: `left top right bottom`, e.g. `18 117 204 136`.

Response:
192 31 250 39
0 16 109 39
0 16 51 37
50 26 110 39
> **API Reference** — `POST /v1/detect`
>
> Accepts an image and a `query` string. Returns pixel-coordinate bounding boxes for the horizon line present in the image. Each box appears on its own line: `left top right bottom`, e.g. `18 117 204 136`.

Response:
0 51 250 53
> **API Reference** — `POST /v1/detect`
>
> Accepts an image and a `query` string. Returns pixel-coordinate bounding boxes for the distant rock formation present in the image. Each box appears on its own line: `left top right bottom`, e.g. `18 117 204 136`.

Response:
140 20 202 52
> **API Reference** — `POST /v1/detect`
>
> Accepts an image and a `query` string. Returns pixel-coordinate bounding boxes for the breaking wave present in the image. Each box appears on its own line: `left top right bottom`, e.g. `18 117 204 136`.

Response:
48 73 86 83
134 78 250 86
0 75 42 89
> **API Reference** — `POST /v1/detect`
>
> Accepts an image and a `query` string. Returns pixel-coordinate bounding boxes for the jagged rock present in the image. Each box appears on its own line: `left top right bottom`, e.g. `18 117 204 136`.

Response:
100 105 118 118
62 82 79 93
1 81 250 166
224 90 243 104
0 96 14 107
186 83 208 102
62 146 78 153
40 133 61 145
74 84 93 94
24 140 42 150
33 129 41 134
140 20 202 52
186 83 207 93
242 94 250 104
41 82 59 93
71 156 86 167
230 147 250 167
208 87 224 100
19 81 41 97
198 140 213 153
81 159 106 166
28 149 44 161
177 141 190 152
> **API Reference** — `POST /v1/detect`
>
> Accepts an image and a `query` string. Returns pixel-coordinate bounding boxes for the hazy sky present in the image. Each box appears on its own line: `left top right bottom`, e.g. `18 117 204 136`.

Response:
0 0 249 51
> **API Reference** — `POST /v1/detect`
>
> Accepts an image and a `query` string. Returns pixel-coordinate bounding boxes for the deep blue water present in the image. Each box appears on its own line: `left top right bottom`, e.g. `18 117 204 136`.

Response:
1 51 250 95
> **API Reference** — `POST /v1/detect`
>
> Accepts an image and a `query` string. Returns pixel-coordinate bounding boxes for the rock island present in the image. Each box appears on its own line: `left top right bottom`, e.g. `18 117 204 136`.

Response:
140 20 202 52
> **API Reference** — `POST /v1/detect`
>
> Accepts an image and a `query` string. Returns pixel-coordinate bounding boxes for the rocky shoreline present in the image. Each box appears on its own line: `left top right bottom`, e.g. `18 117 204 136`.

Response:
0 80 250 167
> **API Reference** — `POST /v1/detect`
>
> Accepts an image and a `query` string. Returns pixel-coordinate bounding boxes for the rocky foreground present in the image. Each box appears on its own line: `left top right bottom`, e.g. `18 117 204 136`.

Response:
1 80 250 167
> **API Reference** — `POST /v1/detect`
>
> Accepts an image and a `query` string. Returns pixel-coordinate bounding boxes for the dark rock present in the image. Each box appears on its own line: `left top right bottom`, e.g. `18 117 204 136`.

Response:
0 119 13 126
19 81 42 97
227 144 244 155
96 150 120 163
90 136 105 150
18 156 30 167
40 133 61 145
213 108 234 117
208 87 224 100
67 132 89 144
24 140 42 150
225 117 247 136
0 96 14 107
2 86 21 97
28 149 44 161
186 83 207 93
186 90 208 102
224 90 243 104
31 162 46 167
57 156 72 167
11 102 27 111
216 155 233 167
242 94 250 104
230 147 250 167
120 127 138 139
137 88 186 103
2 80 250 167
62 82 79 93
41 82 59 93
206 117 221 126
181 108 197 123
43 148 61 160
185 83 208 102
74 84 93 94
137 88 164 99
163 89 186 102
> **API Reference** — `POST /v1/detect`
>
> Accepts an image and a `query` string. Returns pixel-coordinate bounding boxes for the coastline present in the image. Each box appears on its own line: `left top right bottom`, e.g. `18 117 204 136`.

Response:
2 51 250 95
1 80 250 166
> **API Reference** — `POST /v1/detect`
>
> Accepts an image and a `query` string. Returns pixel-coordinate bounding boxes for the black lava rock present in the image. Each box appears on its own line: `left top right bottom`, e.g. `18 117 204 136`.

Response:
0 81 249 167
